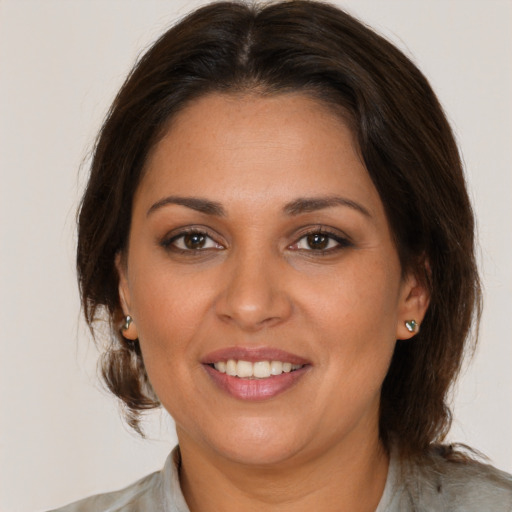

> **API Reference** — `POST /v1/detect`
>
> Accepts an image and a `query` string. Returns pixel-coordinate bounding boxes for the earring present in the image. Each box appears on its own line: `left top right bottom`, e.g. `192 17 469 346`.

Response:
120 315 138 344
122 315 133 331
405 319 419 333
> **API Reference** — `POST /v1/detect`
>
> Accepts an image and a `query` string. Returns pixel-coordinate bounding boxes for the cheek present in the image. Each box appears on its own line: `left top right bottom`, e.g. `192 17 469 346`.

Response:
130 276 209 414
130 250 211 326
305 260 400 420
127 259 215 377
302 254 401 335
299 254 401 386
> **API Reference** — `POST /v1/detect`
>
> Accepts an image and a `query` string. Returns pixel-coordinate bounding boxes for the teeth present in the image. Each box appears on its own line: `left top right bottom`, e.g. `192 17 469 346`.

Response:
236 360 253 378
270 361 283 375
226 359 237 376
253 361 271 378
213 359 304 379
215 361 226 373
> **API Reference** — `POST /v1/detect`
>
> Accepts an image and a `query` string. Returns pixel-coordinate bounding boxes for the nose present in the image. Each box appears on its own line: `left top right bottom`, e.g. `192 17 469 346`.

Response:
215 250 293 331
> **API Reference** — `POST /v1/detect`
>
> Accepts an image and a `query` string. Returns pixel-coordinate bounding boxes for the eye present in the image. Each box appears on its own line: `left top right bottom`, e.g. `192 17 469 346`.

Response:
164 230 224 252
290 229 351 252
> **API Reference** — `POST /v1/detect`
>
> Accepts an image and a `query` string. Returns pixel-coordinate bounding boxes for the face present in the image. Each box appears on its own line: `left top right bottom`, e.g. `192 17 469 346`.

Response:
118 93 427 467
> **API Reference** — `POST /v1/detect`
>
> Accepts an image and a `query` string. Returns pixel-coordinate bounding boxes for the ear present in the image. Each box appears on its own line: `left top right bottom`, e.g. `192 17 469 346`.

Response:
395 265 430 340
115 252 138 340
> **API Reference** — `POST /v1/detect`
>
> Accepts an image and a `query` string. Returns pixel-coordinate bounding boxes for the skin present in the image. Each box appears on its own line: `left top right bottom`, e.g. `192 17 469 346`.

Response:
117 92 429 512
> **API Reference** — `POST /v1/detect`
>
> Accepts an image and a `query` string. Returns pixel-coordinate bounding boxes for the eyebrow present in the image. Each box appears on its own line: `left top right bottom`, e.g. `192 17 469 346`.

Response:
146 194 370 218
147 196 226 217
283 196 371 217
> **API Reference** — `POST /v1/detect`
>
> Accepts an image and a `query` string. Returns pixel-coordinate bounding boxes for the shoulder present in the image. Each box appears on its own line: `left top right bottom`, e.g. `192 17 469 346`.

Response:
47 470 162 512
400 446 512 512
46 447 188 512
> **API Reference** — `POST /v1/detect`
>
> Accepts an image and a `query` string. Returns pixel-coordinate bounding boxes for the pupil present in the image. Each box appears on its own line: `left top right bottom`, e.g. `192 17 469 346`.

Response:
184 233 206 249
307 233 328 250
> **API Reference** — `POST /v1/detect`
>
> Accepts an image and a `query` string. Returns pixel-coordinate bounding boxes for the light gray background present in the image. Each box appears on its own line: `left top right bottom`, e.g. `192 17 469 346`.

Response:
1 1 511 511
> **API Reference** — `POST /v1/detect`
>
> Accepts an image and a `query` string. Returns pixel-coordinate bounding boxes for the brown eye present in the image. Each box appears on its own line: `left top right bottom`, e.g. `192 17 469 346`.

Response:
290 230 351 253
166 230 224 252
184 233 207 249
306 233 329 250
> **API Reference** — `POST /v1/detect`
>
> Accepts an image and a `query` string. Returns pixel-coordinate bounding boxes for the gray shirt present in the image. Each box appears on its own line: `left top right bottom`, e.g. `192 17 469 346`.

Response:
49 446 512 511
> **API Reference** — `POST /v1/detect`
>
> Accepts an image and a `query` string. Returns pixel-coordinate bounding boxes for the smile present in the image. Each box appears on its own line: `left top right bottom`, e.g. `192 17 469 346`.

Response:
212 360 303 379
202 347 311 400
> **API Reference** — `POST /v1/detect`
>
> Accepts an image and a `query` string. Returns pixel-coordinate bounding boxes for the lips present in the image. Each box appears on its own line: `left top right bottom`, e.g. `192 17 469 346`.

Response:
202 347 311 401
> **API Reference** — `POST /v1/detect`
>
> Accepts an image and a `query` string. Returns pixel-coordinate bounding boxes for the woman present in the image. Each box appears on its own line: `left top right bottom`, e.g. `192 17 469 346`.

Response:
53 1 511 510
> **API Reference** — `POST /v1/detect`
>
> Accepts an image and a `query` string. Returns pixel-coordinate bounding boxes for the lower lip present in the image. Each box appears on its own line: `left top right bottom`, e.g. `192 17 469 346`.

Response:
203 365 309 401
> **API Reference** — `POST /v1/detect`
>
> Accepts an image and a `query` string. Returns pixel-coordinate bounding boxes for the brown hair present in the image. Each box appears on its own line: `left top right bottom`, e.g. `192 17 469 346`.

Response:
77 1 481 458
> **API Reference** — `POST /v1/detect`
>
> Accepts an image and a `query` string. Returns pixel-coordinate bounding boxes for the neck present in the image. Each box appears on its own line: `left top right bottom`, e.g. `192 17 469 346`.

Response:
177 429 389 512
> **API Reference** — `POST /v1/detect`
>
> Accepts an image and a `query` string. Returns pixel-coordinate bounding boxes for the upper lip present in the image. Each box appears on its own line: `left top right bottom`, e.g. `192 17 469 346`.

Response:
201 346 310 366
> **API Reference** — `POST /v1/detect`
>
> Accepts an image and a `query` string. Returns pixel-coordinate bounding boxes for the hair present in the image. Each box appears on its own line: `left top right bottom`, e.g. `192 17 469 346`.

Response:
77 0 481 458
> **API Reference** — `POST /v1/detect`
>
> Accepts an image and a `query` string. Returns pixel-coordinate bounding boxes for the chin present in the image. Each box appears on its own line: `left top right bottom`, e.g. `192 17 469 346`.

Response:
206 418 311 467
218 440 304 467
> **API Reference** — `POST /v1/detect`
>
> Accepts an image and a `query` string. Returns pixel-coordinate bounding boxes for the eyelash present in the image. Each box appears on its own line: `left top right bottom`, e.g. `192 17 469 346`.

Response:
289 227 353 254
161 228 223 253
160 226 352 255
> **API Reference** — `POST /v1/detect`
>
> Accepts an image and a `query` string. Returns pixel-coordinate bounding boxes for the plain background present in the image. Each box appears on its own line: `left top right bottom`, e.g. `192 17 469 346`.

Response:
1 1 511 511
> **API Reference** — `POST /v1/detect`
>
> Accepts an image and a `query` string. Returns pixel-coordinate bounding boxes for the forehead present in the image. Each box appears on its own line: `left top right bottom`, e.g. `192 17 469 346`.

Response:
136 92 382 218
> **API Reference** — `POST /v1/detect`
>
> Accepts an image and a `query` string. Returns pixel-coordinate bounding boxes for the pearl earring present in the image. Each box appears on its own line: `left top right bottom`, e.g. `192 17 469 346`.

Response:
405 319 419 333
